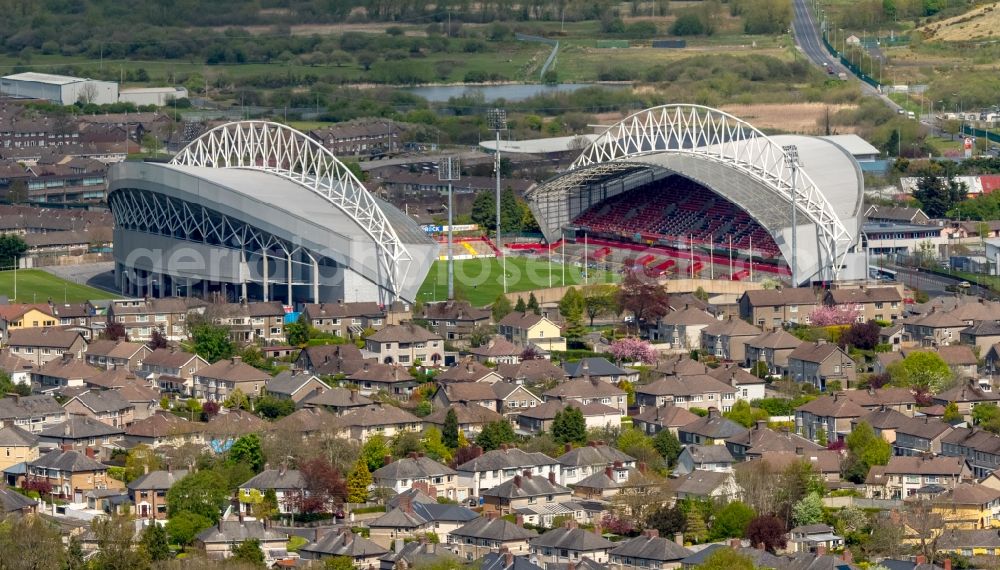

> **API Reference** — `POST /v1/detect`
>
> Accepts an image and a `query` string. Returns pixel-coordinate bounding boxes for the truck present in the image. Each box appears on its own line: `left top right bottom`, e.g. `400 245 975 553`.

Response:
837 72 848 81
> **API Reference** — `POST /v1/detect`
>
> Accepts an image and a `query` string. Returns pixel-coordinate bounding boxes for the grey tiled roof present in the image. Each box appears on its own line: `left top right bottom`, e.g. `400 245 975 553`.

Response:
372 456 456 480
0 425 38 447
300 529 389 558
127 469 188 491
556 444 634 467
29 449 106 472
608 534 691 561
195 520 288 544
38 414 122 439
451 517 538 541
563 358 632 378
265 371 326 396
529 526 614 551
456 448 557 473
240 469 306 491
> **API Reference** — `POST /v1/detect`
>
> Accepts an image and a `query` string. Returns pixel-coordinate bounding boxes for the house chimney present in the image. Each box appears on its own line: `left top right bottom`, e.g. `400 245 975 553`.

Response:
638 461 648 474
645 529 660 539
755 419 768 431
504 551 514 566
383 454 392 465
564 443 572 453
795 446 804 455
707 407 720 419
548 471 556 484
916 556 927 565
674 533 684 546
394 538 404 553
513 475 522 488
85 447 95 458
363 362 369 372
399 495 412 514
816 545 826 557
515 514 524 527
842 550 853 563
730 538 741 548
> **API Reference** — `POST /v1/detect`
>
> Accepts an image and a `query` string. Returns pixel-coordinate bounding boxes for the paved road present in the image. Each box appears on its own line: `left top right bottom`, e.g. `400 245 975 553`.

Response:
40 262 119 296
888 264 995 300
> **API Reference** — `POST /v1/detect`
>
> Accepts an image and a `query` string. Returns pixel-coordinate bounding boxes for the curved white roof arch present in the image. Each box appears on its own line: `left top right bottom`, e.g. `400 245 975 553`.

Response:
531 104 861 281
171 120 412 301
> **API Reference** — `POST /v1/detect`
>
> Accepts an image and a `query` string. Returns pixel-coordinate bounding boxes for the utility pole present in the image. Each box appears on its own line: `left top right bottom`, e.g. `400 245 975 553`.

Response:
438 157 460 300
783 144 801 286
487 108 508 294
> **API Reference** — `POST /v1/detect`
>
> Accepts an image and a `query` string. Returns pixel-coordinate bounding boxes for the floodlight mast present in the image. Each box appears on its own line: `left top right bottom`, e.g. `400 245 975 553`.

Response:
488 108 508 294
783 144 800 287
438 157 460 300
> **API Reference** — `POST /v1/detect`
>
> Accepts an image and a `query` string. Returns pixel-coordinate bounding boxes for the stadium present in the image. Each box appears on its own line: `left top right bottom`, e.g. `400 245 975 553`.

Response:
526 105 868 284
107 121 436 305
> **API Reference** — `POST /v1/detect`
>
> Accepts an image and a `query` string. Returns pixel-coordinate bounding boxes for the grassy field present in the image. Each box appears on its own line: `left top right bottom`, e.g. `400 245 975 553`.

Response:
0 269 118 304
417 257 618 306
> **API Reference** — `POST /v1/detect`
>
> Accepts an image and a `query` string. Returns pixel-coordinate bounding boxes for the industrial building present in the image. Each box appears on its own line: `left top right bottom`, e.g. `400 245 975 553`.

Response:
0 72 119 106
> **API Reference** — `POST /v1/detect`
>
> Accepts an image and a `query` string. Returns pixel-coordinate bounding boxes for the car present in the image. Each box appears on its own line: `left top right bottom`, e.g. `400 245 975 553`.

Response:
958 281 972 288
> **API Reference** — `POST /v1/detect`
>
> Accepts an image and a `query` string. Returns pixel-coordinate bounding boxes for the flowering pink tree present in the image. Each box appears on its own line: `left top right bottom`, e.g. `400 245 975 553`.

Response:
809 305 861 326
609 337 658 365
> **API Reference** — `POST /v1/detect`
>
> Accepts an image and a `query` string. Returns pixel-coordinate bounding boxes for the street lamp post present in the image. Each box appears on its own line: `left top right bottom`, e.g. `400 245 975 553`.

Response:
783 145 801 286
487 108 508 294
438 157 460 300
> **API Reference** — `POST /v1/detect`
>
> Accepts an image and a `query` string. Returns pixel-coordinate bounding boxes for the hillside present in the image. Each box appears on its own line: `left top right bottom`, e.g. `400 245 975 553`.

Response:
918 2 1000 41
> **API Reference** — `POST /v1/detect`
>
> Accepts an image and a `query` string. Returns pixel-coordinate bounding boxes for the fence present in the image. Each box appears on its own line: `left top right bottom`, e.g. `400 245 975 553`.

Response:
821 33 882 90
823 495 903 510
962 125 1000 145
516 33 560 79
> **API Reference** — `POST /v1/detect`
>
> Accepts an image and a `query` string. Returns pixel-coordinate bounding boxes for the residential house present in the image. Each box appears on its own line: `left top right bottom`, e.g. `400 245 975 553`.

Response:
299 387 373 415
448 514 538 561
571 463 635 500
139 348 209 396
481 470 573 515
455 447 561 498
865 456 971 499
738 287 819 330
933 381 1000 422
270 407 336 439
934 346 979 379
48 302 98 331
301 301 399 338
893 416 955 456
823 286 904 322
653 356 707 377
529 523 615 567
708 364 766 402
365 324 444 366
123 412 201 448
108 297 198 342
493 383 542 417
192 356 272 402
753 450 843 484
0 425 38 471
0 304 58 343
700 317 761 361
936 529 1000 557
724 420 823 461
743 329 802 376
609 529 692 570
298 528 388 565
852 407 910 445
424 403 506 436
959 321 1000 352
788 524 845 554
787 341 857 390
0 349 34 385
239 468 306 515
470 335 526 365
632 406 700 437
84 340 151 371
372 455 459 501
655 306 718 350
204 301 287 344
557 443 636 487
347 362 417 398
670 470 739 503
128 468 187 520
677 409 747 446
0 486 38 515
63 390 135 428
866 205 930 225
26 449 121 501
333 404 421 443
31 354 101 389
369 497 477 550
498 312 566 352
0 394 66 433
880 324 907 351
903 309 968 347
674 445 735 476
942 428 1000 479
846 387 919 415
932 483 1000 530
194 521 289 561
264 370 328 404
496 360 567 385
7 328 85 366
635 374 737 412
795 393 866 442
418 300 492 345
563 358 639 384
37 414 123 459
516 401 621 435
543 377 627 414
434 383 501 413
294 344 367 376
436 359 504 384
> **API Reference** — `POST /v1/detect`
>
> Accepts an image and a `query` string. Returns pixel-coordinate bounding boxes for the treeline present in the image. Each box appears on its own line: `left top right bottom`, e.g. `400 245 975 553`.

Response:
833 0 971 28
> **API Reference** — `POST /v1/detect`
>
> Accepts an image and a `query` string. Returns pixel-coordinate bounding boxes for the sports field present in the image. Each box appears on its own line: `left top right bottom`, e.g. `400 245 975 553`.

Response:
417 256 617 307
0 269 118 304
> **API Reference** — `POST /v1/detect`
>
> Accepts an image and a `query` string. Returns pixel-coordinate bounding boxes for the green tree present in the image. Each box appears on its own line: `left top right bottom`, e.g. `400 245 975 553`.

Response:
360 434 391 472
816 426 828 447
527 292 540 315
231 538 265 568
551 407 587 445
844 421 891 483
0 514 66 570
324 557 357 570
422 427 453 463
491 295 513 323
91 514 150 570
191 322 235 363
0 233 28 268
582 284 617 326
943 401 962 423
223 388 251 411
443 407 460 449
559 287 587 342
913 174 966 218
165 511 213 545
514 297 527 313
723 400 769 428
792 492 825 526
653 429 683 467
346 458 372 503
141 521 171 561
709 501 755 541
228 434 265 473
167 470 229 521
475 421 517 451
685 505 709 543
124 444 161 483
258 488 279 520
887 351 952 393
285 314 310 346
256 395 296 419
698 548 755 570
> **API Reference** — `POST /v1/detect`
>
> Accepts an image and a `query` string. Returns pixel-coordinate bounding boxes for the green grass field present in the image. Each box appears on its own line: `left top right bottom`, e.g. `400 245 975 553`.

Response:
417 257 618 307
0 269 118 304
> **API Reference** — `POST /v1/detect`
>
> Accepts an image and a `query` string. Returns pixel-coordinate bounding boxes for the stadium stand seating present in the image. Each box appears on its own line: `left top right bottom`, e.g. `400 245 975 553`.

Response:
573 175 781 258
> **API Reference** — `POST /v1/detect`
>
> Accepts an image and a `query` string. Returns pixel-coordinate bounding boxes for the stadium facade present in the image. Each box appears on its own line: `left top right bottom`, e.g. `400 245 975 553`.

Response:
107 121 436 305
527 105 867 284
